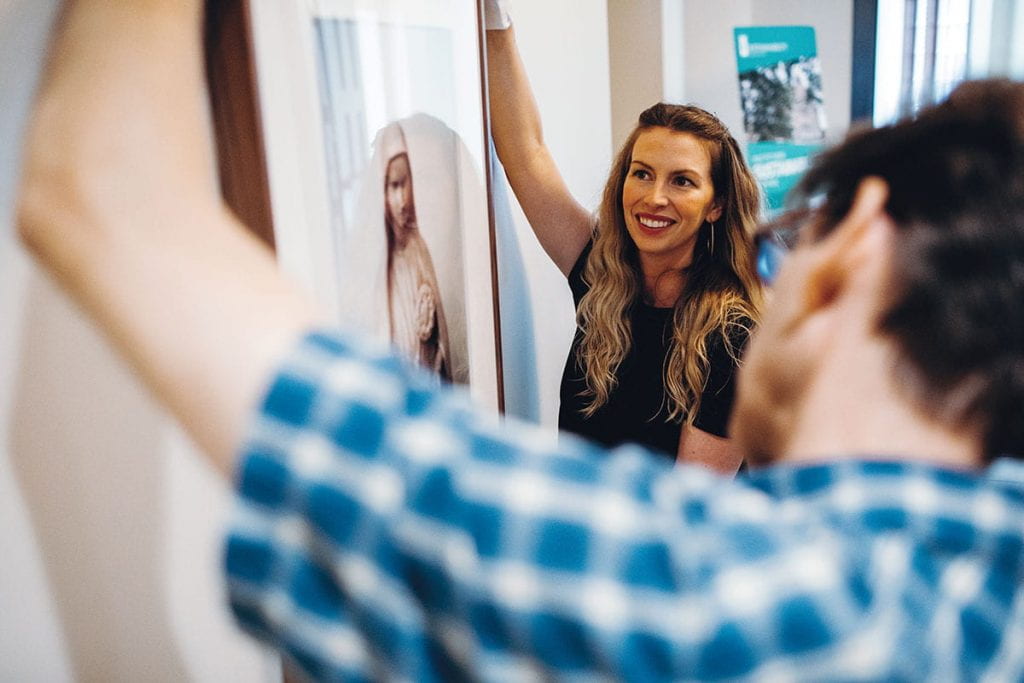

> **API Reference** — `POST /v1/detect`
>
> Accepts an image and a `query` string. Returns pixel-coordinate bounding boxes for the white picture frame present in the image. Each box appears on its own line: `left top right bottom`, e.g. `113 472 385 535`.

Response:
245 0 502 409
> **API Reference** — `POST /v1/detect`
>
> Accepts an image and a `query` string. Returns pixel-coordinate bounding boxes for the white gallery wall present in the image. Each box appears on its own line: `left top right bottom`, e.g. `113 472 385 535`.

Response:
679 0 854 144
494 0 614 427
606 0 854 150
607 0 666 150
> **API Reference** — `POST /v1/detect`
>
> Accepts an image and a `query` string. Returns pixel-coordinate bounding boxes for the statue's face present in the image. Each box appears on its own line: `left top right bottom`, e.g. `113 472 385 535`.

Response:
385 153 417 241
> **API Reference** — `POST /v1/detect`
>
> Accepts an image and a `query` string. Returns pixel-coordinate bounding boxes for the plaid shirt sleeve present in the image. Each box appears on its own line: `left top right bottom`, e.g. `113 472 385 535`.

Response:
223 330 1024 680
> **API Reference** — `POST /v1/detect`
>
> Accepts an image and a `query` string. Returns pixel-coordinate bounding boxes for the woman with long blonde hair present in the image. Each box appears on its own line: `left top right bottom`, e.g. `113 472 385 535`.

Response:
487 15 763 473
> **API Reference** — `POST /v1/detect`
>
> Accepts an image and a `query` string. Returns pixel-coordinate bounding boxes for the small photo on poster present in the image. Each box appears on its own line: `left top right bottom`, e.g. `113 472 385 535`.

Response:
735 26 827 145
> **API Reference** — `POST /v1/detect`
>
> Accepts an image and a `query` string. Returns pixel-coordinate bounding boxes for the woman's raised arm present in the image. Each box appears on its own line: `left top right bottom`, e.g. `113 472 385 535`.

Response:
486 23 594 276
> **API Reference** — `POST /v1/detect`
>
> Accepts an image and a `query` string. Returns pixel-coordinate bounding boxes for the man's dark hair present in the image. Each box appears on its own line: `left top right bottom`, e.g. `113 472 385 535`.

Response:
796 79 1024 460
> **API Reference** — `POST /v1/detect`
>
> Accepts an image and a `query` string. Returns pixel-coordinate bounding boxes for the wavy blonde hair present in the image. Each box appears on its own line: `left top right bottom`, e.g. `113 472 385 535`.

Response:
576 103 764 424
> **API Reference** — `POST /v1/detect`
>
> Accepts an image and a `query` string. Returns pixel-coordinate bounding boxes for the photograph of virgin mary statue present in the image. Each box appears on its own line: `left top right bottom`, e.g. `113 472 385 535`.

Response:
332 114 471 385
313 15 488 390
379 123 451 379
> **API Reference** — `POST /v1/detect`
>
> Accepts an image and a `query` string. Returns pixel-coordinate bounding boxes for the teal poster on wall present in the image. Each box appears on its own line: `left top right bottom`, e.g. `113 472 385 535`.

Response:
734 26 826 210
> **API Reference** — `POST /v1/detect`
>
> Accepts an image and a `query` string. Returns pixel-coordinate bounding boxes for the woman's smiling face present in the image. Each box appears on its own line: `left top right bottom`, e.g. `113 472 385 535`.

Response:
621 127 722 274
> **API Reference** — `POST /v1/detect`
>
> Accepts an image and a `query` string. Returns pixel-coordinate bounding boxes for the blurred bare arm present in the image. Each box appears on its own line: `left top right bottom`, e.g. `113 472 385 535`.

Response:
677 425 743 476
17 0 319 474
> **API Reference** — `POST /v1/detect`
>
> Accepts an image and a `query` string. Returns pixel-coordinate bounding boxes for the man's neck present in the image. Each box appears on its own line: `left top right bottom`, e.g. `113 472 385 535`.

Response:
780 340 982 470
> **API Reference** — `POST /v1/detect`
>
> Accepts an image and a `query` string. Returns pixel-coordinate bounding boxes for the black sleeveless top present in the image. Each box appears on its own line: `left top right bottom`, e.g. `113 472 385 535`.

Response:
558 243 750 459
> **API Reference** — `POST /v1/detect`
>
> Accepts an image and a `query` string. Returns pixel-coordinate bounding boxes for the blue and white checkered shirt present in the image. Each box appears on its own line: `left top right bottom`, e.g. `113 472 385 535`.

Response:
226 330 1024 681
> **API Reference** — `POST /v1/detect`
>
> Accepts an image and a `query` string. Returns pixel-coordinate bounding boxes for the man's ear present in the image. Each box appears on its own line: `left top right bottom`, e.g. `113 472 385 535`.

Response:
800 177 892 314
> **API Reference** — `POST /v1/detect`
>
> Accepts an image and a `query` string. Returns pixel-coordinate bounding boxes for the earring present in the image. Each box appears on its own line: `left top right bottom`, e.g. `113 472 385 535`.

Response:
708 221 715 254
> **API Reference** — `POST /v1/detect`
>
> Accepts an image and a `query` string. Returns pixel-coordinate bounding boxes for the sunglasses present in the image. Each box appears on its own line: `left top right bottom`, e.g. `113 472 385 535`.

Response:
753 207 817 285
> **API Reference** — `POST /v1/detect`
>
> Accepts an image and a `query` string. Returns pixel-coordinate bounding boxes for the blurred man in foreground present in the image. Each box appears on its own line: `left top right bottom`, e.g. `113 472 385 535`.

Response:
17 1 1024 679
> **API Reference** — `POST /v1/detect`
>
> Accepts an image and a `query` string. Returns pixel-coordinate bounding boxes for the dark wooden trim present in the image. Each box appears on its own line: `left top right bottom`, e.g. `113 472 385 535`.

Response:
851 0 878 124
204 0 276 250
476 0 506 413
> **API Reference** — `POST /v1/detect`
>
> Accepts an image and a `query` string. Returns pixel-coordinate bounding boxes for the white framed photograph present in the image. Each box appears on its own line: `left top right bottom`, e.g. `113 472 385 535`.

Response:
243 0 502 409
